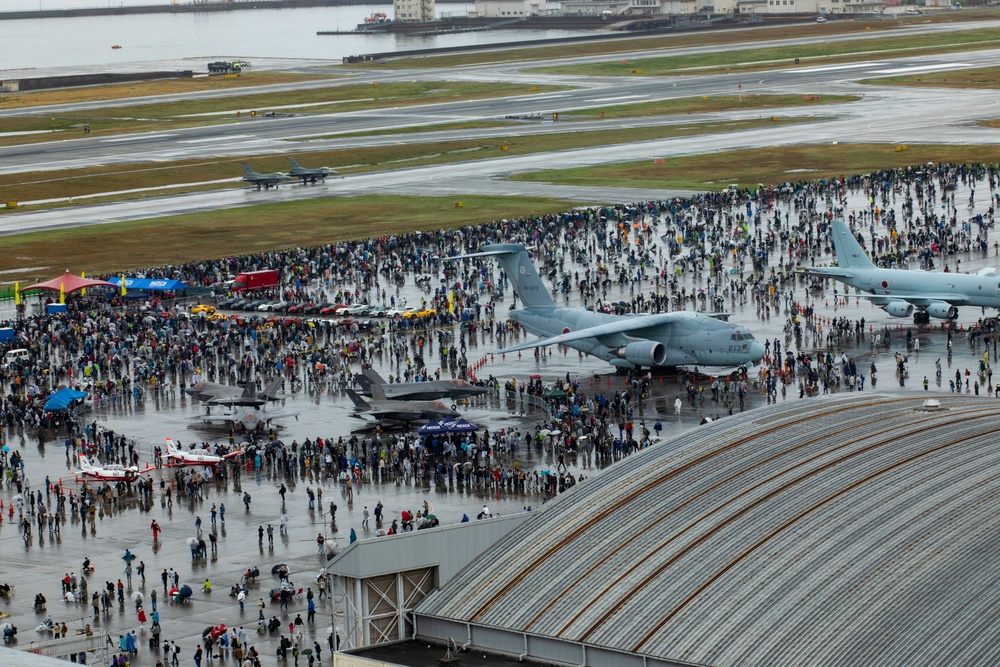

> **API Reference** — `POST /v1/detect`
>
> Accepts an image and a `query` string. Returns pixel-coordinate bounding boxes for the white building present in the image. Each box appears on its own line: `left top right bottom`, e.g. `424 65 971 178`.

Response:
561 0 664 15
394 0 435 21
474 0 535 17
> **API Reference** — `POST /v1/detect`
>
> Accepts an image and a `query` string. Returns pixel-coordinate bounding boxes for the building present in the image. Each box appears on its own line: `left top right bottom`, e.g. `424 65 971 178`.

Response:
473 0 536 18
338 394 1000 667
393 0 434 22
560 0 664 15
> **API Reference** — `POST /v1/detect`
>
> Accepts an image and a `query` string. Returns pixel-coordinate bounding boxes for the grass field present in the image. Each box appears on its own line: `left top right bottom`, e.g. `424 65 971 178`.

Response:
0 72 341 110
864 65 1000 89
508 143 1000 190
0 82 563 146
0 195 571 280
531 27 1000 76
358 11 996 69
0 111 825 206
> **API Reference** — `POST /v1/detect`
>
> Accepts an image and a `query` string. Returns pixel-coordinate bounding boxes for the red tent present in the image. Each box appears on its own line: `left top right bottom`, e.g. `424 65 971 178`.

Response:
20 270 115 295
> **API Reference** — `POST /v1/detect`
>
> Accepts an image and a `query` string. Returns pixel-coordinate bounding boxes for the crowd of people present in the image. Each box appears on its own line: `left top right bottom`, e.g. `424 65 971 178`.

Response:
1 162 999 664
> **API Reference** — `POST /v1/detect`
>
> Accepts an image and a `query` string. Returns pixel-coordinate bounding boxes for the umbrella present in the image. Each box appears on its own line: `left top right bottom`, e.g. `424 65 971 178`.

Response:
539 429 552 436
530 374 542 379
186 537 198 547
544 388 567 398
271 564 288 575
178 585 192 599
131 591 143 603
300 648 313 656
425 514 437 521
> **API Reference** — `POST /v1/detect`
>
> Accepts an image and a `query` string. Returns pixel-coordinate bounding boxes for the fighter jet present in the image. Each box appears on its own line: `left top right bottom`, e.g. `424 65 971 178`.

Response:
449 244 764 371
354 367 487 403
800 217 1000 324
346 388 459 424
241 162 290 190
197 404 297 434
161 438 242 467
288 158 338 185
74 455 153 482
185 378 283 408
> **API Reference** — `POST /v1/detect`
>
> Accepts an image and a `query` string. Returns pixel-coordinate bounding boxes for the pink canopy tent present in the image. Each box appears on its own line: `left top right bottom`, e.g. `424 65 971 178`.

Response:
20 270 115 295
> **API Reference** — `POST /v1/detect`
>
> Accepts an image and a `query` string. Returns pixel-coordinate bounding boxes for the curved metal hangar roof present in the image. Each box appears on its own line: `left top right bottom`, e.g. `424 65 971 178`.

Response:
417 395 1000 667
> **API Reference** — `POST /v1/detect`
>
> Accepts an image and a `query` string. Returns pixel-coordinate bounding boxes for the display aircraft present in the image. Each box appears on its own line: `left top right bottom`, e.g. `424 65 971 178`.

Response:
162 438 242 467
354 367 487 403
75 455 153 482
346 388 459 424
186 378 283 408
800 217 1000 323
241 163 290 190
197 404 297 434
448 244 764 370
288 158 338 184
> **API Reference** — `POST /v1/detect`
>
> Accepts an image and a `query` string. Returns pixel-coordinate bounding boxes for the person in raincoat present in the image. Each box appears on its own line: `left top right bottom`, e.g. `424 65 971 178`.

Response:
349 528 357 544
138 606 147 626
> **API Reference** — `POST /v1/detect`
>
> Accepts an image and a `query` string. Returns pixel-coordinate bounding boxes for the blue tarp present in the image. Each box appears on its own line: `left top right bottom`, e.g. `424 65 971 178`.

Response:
44 388 88 411
107 277 187 292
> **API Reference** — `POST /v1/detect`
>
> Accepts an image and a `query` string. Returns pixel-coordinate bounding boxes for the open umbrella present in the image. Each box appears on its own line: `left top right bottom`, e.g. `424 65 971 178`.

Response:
130 591 143 603
544 388 567 398
271 564 288 575
186 537 198 547
178 585 192 599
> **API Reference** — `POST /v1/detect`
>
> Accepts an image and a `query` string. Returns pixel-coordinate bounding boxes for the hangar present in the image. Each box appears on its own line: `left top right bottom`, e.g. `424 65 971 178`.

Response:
341 394 1000 667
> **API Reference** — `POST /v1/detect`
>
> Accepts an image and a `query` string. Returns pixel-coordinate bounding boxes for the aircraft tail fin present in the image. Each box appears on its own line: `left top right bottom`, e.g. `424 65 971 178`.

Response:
164 438 177 455
451 244 555 309
346 388 371 410
240 384 255 400
79 454 91 469
260 377 282 400
354 372 373 395
368 378 387 401
288 158 302 171
361 366 387 386
241 162 258 178
830 218 875 270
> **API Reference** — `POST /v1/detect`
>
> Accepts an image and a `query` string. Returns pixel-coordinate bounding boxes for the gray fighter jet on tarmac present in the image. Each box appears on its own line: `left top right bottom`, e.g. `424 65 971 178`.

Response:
185 377 283 407
241 162 290 189
354 367 486 403
449 244 764 371
800 217 1000 324
288 158 338 184
346 388 459 424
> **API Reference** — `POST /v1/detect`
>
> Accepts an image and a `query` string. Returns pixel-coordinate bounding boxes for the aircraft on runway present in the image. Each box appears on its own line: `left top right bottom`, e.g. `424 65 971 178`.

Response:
449 245 764 371
161 438 242 467
75 455 153 482
800 217 1000 324
346 388 459 424
288 158 338 184
185 378 283 408
241 162 290 190
354 367 487 403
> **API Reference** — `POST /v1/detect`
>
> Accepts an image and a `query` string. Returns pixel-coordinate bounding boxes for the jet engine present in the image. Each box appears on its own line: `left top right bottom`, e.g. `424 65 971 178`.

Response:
613 340 667 367
882 301 914 318
927 303 958 320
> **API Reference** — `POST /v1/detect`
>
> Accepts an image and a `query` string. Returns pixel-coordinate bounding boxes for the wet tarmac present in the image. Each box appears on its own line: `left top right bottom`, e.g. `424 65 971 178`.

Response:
3 177 1000 664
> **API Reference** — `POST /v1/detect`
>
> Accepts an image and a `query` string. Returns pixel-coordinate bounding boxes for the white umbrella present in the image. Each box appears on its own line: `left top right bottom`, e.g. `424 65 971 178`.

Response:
539 429 551 437
131 591 143 603
186 537 198 547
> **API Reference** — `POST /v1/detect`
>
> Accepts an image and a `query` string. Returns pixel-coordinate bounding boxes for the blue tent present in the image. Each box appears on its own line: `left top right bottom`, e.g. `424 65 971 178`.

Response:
107 277 187 292
44 388 88 411
417 421 448 436
441 417 479 433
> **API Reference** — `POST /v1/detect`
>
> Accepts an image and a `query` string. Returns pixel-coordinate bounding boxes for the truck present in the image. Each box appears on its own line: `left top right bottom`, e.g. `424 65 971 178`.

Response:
231 270 279 292
207 60 245 75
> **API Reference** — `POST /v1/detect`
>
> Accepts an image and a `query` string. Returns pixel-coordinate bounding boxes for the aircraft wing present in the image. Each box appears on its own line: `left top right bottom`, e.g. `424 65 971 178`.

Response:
795 266 855 279
221 450 244 460
863 293 971 307
499 312 680 354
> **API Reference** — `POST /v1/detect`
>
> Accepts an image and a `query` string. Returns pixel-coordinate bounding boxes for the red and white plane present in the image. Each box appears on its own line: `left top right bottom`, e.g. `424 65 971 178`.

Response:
161 438 242 467
75 455 153 482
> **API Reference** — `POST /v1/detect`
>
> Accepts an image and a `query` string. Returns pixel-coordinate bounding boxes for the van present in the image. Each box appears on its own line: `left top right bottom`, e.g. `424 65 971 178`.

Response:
3 348 29 368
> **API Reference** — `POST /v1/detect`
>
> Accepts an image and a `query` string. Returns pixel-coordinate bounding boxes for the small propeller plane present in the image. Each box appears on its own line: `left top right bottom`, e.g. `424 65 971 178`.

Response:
161 438 243 467
75 455 153 482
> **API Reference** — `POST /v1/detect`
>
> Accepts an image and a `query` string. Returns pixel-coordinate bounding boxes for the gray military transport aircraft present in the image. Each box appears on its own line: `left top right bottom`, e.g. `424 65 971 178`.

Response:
801 217 1000 324
288 158 339 184
241 162 290 189
450 244 765 371
354 367 487 403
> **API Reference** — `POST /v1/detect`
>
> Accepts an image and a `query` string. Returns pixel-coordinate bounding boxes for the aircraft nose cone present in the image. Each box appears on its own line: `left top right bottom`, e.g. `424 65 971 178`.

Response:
750 340 766 362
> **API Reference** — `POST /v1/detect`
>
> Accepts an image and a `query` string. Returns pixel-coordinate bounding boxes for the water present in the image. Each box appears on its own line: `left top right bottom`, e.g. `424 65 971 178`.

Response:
0 3 593 71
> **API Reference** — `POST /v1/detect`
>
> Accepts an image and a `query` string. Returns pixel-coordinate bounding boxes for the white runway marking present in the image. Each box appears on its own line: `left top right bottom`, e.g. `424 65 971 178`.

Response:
102 134 177 143
793 63 880 74
871 63 974 75
179 134 255 144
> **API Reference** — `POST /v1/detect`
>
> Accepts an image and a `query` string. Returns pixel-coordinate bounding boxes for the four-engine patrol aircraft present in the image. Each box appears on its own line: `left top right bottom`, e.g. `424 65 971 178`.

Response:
800 217 1000 324
449 244 764 370
75 455 153 482
161 438 242 467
